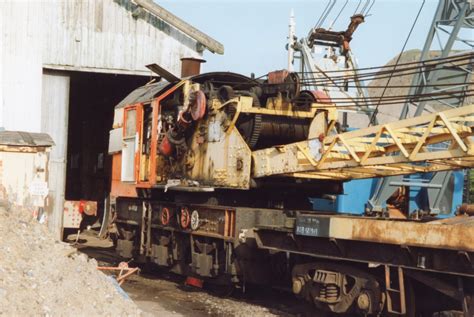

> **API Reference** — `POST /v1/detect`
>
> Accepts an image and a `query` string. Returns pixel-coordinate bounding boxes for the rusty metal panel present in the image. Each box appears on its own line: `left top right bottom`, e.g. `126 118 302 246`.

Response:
295 213 474 252
186 124 252 189
110 153 138 198
331 216 474 252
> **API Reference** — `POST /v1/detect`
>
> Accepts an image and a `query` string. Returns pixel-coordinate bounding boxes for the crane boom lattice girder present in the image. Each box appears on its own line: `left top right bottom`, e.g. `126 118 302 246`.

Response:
252 105 474 180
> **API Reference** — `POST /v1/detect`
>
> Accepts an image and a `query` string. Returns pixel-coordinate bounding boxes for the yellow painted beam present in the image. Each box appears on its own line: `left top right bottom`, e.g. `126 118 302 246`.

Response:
252 104 474 180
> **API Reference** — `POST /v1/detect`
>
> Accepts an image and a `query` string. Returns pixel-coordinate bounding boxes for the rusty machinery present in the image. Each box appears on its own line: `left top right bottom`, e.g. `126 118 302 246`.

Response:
103 4 474 316
104 66 474 316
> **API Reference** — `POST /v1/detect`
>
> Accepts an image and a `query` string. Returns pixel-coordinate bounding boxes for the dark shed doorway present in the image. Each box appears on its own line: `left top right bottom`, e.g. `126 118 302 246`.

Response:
65 72 149 221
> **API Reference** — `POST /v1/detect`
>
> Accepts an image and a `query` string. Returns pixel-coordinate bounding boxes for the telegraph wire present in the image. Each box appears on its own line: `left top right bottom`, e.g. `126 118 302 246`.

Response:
353 0 362 15
330 0 349 29
364 0 376 17
296 56 472 85
368 0 426 126
296 52 473 74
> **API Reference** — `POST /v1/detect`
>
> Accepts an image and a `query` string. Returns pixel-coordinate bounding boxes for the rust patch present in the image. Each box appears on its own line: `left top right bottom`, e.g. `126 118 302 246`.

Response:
336 217 474 252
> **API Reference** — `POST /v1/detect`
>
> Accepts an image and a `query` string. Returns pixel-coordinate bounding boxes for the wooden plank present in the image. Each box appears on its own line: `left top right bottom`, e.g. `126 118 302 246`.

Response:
146 63 180 82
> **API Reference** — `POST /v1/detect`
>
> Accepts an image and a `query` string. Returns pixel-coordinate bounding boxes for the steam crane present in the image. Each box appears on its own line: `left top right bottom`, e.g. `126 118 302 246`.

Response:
103 1 474 315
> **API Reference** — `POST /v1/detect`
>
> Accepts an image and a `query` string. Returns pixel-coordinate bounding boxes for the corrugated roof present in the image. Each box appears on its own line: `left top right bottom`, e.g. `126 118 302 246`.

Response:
115 81 173 109
0 131 54 147
115 72 257 109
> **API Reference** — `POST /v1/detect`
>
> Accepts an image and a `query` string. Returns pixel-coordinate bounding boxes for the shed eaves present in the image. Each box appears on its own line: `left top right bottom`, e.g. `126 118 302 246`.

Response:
131 0 224 55
0 131 55 147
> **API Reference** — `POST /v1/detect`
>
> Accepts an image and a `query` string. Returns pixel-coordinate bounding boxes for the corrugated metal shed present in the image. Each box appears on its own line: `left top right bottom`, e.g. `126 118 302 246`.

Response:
0 0 220 239
0 0 212 131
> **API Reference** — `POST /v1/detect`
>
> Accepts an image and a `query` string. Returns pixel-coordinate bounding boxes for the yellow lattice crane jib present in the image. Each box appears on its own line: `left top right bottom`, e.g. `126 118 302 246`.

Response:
252 104 474 180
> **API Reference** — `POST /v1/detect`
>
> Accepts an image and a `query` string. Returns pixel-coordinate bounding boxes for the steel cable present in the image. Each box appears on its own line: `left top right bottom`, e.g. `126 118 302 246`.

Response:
368 0 426 125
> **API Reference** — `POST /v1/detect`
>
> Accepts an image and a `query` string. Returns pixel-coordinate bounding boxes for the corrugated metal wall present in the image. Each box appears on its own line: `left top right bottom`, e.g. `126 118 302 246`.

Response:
41 71 70 238
41 0 199 74
0 1 43 132
0 10 3 126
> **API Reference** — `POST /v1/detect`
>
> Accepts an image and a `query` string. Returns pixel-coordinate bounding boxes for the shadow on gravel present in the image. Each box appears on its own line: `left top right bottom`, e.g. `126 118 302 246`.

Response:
74 230 318 317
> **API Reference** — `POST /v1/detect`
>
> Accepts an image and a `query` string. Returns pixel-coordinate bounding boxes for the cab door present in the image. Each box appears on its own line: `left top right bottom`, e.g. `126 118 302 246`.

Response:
122 104 143 182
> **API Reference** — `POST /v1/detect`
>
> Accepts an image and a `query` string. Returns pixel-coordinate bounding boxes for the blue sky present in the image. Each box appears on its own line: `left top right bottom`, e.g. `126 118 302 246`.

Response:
158 1 465 76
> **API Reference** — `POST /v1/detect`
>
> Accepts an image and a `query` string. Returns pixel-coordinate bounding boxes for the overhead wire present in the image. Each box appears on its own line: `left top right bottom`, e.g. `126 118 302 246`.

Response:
297 61 473 86
295 57 473 86
329 0 349 29
292 91 474 108
200 75 473 108
207 53 471 103
208 54 471 107
366 0 425 125
187 1 468 118
294 52 473 74
315 0 337 29
359 0 371 15
294 89 474 102
363 0 376 16
302 82 471 89
314 0 330 29
353 0 362 15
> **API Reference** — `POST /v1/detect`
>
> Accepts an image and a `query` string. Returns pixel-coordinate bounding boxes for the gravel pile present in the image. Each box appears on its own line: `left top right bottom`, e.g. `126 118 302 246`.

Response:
0 207 141 316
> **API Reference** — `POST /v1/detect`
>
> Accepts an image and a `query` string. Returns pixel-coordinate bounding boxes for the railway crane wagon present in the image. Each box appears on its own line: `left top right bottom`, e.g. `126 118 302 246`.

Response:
105 70 474 316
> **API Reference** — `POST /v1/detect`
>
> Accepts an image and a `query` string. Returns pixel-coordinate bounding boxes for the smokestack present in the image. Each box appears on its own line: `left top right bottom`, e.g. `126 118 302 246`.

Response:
180 57 206 77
